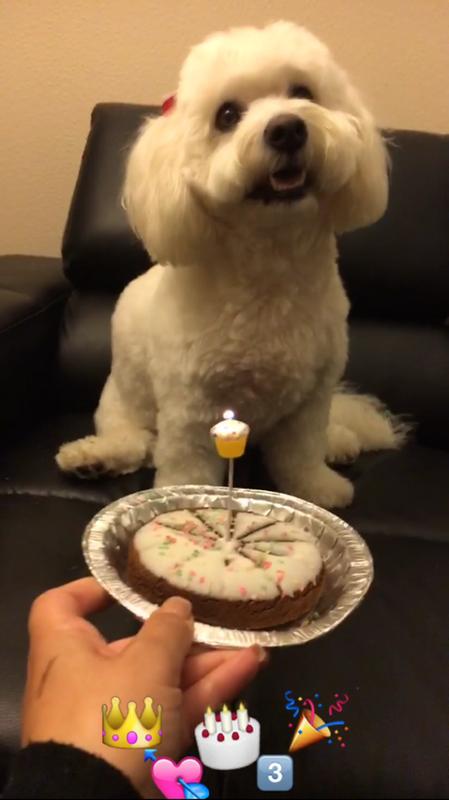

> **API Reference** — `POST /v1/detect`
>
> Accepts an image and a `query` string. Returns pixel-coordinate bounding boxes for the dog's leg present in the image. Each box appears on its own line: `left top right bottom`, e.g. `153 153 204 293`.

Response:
262 386 354 509
153 411 225 488
56 376 155 478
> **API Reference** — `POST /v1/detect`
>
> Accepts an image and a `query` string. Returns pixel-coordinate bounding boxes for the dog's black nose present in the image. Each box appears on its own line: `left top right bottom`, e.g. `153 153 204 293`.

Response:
264 114 308 153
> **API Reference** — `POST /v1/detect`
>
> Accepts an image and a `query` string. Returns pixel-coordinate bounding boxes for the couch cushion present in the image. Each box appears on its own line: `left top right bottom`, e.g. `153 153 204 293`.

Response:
1 414 449 545
58 291 115 412
339 129 449 324
0 413 154 505
0 256 70 431
345 318 449 450
62 104 157 292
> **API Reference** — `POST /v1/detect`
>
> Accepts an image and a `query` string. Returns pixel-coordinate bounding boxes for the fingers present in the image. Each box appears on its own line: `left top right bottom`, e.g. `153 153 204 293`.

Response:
183 645 268 724
132 597 194 685
181 649 242 689
29 578 111 633
28 578 112 649
106 637 134 655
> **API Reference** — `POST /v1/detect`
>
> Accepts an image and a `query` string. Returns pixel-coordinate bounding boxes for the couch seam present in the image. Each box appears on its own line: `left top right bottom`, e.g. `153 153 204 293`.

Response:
0 290 71 336
0 486 104 504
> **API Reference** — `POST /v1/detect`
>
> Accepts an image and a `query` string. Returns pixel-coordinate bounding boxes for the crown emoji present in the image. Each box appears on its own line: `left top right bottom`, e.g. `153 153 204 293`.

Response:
102 696 162 749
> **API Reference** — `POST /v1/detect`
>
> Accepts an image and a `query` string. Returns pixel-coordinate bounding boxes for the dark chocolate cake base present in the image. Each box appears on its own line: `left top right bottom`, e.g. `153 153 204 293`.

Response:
127 540 324 630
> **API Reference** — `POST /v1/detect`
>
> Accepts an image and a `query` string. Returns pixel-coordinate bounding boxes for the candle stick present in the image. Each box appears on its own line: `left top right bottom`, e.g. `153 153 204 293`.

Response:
204 706 216 734
227 456 234 543
237 701 249 731
220 703 232 733
210 410 250 540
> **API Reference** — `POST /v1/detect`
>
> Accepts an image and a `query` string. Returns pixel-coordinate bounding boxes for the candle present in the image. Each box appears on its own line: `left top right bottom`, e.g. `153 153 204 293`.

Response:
204 706 216 734
237 701 249 731
220 703 232 733
210 411 250 540
211 411 250 459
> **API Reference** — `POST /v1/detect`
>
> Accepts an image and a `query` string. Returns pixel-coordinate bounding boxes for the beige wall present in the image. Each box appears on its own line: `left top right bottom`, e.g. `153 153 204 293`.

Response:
1 0 448 257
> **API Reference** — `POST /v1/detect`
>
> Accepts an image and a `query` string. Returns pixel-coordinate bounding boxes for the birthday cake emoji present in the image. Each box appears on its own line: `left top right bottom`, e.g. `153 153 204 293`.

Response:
195 703 260 770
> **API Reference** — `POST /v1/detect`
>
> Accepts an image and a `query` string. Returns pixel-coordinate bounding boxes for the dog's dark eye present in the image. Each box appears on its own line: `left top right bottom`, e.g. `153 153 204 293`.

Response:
289 84 314 101
215 102 243 132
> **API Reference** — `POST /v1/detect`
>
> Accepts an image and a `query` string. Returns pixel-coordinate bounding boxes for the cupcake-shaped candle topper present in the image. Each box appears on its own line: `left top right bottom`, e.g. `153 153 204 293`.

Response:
210 410 250 540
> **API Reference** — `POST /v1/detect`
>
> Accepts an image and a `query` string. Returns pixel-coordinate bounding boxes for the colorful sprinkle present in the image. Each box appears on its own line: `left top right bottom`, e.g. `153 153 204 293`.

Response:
199 576 206 584
239 586 248 597
263 561 272 569
276 570 285 583
341 743 346 749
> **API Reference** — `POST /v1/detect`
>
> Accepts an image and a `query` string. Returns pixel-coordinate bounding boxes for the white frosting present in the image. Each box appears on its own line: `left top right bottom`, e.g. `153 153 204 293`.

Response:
211 419 249 439
195 714 260 770
133 510 322 601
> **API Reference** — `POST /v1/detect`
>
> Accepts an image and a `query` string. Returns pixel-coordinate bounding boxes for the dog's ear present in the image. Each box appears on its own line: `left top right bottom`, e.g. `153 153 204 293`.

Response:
122 114 209 266
330 103 389 234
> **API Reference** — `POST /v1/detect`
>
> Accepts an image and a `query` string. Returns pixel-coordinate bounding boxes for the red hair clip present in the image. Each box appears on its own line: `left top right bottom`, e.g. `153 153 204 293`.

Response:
162 94 176 115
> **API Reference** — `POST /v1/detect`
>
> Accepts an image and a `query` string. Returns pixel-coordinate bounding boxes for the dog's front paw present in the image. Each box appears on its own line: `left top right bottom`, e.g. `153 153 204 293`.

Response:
56 437 112 478
296 464 354 509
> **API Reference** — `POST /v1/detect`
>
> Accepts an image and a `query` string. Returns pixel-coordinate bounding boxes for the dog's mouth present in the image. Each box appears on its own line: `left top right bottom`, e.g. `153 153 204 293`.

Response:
247 163 310 204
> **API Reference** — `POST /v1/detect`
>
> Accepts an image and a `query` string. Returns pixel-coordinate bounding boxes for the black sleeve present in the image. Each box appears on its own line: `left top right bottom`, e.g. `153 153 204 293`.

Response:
3 742 142 799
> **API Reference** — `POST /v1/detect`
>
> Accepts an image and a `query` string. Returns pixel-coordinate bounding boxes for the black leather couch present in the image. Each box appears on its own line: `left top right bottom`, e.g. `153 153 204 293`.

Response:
1 104 448 799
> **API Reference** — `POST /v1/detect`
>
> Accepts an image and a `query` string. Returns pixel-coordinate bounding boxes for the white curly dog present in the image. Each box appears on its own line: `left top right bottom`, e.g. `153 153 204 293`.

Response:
57 21 406 508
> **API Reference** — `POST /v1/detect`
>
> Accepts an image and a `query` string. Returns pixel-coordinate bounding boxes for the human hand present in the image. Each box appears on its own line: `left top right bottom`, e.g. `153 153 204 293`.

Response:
22 578 267 796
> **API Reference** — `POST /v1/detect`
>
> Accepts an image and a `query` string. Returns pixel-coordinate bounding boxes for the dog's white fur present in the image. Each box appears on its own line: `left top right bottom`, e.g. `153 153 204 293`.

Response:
57 22 407 508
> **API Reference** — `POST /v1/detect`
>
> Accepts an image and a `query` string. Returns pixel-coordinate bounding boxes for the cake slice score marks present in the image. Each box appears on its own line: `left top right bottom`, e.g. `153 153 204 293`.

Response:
132 509 322 602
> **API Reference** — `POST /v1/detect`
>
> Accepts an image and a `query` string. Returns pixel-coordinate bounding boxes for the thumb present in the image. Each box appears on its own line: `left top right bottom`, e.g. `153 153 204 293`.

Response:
132 597 194 686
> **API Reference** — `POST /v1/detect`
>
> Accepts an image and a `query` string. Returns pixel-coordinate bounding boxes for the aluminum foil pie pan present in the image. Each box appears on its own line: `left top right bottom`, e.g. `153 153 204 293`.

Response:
82 485 373 648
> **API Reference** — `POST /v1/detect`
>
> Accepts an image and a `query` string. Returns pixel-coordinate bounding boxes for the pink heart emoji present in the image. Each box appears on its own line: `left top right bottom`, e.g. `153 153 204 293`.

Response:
151 756 203 799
